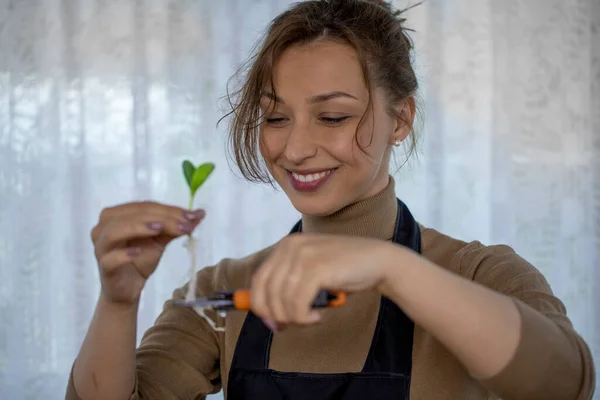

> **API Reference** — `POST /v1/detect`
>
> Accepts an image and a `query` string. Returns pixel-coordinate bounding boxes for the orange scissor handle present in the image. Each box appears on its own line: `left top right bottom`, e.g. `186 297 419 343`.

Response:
232 290 252 310
327 290 347 308
232 289 347 311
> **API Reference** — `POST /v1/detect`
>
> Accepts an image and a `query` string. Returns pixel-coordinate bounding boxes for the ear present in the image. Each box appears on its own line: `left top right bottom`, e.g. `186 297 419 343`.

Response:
389 97 416 145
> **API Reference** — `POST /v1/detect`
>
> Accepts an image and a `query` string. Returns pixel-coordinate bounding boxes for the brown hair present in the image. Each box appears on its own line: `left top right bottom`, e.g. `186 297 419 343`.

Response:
220 0 421 183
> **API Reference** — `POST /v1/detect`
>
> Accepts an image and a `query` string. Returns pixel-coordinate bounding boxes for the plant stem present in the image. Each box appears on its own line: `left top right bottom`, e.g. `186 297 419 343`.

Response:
185 194 196 301
185 234 198 302
182 186 224 331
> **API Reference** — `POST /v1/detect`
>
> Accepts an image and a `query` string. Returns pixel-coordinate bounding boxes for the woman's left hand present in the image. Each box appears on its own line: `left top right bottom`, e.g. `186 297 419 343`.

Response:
250 233 402 330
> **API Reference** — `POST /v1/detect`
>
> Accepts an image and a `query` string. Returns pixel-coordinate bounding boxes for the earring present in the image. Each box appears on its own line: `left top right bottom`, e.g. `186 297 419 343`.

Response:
394 140 401 147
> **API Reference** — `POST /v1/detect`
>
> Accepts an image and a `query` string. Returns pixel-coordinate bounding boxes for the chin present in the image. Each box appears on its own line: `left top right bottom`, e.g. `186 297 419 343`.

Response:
288 196 341 217
283 182 348 216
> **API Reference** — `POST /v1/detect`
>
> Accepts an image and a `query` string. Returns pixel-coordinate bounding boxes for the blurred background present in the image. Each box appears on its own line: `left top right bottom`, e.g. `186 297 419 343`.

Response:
0 0 598 398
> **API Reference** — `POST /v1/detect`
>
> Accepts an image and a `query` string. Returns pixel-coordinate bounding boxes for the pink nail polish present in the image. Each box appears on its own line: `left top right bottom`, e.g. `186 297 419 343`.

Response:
262 319 279 333
127 247 142 257
178 222 194 233
184 209 205 221
147 222 163 230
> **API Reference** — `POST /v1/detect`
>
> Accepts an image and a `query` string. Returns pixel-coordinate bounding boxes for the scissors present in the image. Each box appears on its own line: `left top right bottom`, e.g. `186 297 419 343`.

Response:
174 289 347 312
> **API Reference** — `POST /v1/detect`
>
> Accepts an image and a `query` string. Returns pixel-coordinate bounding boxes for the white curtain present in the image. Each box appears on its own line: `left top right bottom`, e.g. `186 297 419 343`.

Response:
0 0 598 399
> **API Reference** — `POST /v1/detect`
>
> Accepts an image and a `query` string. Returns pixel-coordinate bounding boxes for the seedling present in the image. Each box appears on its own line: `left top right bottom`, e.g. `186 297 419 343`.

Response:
180 160 223 331
182 160 215 210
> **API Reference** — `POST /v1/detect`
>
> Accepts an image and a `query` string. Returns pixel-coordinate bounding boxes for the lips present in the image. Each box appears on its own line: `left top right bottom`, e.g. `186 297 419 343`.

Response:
286 168 336 192
290 170 332 182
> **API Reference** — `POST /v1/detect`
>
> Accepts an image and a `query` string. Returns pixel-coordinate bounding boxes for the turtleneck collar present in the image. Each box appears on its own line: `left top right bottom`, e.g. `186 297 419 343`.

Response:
301 176 398 240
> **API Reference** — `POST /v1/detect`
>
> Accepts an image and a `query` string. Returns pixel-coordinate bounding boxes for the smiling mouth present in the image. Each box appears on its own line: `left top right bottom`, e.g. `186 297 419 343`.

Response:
285 168 338 192
289 169 335 182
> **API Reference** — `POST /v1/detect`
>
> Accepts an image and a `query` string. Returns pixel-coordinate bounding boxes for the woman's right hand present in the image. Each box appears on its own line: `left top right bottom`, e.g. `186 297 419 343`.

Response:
91 202 205 306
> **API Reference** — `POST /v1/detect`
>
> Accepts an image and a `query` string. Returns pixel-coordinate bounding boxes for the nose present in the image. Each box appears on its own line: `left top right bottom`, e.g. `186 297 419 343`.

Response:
283 121 317 165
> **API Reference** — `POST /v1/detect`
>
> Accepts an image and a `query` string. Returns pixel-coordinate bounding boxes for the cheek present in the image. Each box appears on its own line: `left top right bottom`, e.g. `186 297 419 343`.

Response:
322 123 374 166
351 120 391 165
259 128 286 162
356 124 374 149
320 127 356 164
355 109 382 150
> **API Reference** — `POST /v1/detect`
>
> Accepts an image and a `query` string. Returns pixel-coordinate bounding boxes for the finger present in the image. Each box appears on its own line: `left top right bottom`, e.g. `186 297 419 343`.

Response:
281 237 321 324
98 247 142 273
93 202 205 242
263 237 302 323
99 201 198 222
290 272 323 325
96 212 203 255
251 242 289 323
265 253 296 324
264 235 308 323
250 256 276 321
277 251 306 323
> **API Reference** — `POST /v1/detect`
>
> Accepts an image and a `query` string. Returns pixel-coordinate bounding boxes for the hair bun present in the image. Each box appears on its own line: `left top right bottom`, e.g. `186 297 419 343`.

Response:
363 0 415 25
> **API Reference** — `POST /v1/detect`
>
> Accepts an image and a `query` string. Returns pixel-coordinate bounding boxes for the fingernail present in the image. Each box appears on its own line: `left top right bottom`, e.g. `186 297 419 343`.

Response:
262 319 279 333
178 222 194 233
147 222 163 230
184 209 205 221
127 247 142 257
308 310 322 323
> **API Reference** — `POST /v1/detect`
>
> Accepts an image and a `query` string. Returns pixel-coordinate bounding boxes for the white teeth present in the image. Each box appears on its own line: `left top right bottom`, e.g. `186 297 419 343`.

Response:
291 169 332 182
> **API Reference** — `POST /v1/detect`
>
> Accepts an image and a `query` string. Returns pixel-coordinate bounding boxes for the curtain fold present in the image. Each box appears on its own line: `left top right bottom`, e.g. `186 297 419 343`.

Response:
0 0 598 398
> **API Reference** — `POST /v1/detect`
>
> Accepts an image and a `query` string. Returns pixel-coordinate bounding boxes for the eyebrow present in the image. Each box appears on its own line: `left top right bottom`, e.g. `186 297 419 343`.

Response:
261 91 359 105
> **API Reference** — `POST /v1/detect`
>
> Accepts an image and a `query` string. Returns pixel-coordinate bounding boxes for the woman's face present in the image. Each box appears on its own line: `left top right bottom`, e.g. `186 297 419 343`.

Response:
259 40 411 216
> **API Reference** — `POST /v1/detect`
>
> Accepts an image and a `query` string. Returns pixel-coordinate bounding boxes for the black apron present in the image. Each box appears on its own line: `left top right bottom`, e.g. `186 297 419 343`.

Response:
227 198 421 400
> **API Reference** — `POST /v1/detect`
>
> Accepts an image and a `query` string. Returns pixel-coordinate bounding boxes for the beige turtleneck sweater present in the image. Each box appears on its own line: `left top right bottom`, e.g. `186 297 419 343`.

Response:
66 178 595 400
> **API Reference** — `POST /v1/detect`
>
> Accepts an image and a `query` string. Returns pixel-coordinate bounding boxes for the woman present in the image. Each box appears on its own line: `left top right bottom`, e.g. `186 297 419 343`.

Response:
66 0 595 399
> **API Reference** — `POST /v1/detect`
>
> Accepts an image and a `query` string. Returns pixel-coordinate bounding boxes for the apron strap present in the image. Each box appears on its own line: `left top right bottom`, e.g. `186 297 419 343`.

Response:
362 199 420 374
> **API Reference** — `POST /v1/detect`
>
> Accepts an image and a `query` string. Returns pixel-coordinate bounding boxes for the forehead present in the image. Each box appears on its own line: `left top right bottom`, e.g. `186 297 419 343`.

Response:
270 40 369 101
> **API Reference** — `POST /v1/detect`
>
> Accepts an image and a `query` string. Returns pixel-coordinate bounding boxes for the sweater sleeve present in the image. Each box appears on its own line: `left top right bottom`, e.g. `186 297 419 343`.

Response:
457 242 595 400
65 266 222 400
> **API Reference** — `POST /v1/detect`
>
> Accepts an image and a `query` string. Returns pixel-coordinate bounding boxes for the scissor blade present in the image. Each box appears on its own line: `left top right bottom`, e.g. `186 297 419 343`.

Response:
173 299 233 308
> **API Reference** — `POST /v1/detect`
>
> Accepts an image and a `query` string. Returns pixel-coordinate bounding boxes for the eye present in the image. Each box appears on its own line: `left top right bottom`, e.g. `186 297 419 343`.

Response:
264 117 288 127
320 116 351 125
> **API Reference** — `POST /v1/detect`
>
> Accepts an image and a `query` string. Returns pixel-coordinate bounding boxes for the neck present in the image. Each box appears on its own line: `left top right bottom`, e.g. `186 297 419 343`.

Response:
301 176 398 240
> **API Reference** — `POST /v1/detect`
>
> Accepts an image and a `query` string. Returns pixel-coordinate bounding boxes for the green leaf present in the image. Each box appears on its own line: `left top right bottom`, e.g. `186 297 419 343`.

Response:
190 162 215 197
182 160 195 188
